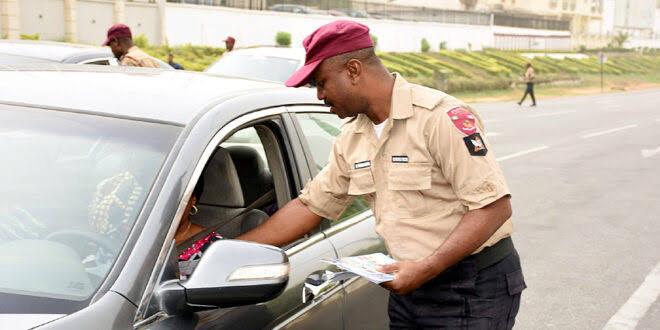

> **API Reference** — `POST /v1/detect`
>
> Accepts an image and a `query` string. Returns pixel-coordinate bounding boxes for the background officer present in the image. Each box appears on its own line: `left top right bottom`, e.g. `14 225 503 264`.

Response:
102 24 160 68
238 20 525 329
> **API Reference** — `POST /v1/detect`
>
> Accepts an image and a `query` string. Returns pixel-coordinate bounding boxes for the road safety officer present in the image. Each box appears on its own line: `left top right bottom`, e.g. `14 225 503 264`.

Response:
102 24 160 68
238 20 526 329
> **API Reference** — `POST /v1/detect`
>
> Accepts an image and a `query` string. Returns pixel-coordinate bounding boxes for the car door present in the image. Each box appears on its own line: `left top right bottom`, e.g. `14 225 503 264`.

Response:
287 107 390 330
139 108 344 330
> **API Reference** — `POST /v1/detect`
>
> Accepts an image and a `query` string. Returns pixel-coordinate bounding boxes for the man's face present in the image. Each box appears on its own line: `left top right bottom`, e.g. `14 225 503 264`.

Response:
108 39 123 59
312 59 367 119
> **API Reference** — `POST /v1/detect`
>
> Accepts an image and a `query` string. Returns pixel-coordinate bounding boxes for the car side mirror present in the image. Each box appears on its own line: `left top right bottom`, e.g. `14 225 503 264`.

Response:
154 239 289 315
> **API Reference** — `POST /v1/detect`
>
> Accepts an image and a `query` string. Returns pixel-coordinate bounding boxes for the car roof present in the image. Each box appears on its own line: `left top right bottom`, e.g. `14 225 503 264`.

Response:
0 65 320 125
0 40 111 63
228 47 305 60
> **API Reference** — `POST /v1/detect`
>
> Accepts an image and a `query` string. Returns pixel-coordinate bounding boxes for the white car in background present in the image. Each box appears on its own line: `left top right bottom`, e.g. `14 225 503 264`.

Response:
205 46 305 84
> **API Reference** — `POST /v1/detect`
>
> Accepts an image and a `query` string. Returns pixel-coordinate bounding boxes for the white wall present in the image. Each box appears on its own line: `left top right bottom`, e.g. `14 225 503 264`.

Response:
125 2 159 43
20 0 65 40
77 0 113 45
165 3 494 51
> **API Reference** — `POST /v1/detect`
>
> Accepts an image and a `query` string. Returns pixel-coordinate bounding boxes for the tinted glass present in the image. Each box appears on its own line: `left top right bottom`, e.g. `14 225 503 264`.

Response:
206 54 300 83
0 105 180 313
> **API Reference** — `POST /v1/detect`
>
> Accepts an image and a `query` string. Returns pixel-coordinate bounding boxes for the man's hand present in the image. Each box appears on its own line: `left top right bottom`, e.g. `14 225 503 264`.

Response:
378 260 436 295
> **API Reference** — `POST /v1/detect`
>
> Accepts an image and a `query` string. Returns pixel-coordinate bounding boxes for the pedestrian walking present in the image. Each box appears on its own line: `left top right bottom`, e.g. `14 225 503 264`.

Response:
518 63 537 107
238 20 525 329
102 23 160 68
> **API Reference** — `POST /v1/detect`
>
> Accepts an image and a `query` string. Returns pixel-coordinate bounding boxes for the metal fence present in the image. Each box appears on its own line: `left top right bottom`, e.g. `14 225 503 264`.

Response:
167 0 570 31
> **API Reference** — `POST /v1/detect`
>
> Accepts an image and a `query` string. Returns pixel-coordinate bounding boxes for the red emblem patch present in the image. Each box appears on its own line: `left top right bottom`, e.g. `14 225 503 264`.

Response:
447 107 477 136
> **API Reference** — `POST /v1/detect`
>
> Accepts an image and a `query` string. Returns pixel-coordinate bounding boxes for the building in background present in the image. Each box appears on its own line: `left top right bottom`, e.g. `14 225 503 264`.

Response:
609 0 655 38
484 0 606 48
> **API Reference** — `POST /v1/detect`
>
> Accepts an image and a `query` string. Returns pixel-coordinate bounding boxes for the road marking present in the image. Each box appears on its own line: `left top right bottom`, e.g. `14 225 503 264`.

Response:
526 110 576 118
581 124 638 139
496 146 549 162
642 147 660 158
485 132 501 137
604 261 660 330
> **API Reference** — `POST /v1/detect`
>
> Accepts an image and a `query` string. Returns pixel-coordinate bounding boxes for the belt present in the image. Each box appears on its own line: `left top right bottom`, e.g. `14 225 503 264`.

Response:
469 237 514 271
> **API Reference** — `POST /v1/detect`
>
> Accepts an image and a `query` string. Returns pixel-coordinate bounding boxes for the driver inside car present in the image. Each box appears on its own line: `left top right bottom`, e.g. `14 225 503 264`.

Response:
174 177 223 279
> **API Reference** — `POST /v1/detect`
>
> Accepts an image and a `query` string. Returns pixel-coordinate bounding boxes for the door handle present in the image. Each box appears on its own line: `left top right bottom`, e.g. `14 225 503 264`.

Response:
302 271 340 304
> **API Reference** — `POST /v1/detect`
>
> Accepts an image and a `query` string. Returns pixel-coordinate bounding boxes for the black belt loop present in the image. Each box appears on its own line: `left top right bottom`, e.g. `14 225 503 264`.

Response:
472 237 514 271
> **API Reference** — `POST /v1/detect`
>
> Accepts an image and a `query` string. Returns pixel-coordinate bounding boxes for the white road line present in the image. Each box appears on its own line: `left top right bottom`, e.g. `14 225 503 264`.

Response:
526 110 576 118
581 125 638 139
603 261 660 330
485 132 501 137
496 146 549 162
642 147 660 158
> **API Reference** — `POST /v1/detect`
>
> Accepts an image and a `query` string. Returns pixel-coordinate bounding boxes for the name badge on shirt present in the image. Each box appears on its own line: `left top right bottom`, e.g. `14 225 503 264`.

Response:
391 155 409 163
354 160 371 169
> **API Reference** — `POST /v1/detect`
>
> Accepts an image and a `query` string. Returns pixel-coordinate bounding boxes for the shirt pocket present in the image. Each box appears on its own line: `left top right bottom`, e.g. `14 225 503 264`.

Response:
387 162 432 218
348 168 376 195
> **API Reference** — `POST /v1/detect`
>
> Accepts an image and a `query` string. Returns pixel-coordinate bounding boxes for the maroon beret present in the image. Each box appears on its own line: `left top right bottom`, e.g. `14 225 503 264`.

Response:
102 23 132 46
286 20 374 88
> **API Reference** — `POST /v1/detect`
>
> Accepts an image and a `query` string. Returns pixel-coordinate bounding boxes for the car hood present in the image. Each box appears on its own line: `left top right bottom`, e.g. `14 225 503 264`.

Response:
0 314 66 328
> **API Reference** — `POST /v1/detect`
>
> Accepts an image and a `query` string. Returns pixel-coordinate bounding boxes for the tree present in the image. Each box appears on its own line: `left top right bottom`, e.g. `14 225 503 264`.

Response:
421 38 430 53
610 32 629 49
460 0 478 10
275 32 292 47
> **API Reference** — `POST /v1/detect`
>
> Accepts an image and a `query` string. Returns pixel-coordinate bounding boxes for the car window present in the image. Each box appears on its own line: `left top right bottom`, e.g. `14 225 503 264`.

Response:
294 112 371 223
0 104 180 313
205 53 300 83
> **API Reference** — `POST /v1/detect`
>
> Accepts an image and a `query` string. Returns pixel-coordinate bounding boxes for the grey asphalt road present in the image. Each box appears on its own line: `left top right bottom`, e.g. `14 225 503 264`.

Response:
472 89 660 330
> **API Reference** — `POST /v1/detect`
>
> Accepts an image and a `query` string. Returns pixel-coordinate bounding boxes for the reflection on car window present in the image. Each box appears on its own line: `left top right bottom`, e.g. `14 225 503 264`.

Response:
295 112 370 223
206 54 300 83
0 104 180 308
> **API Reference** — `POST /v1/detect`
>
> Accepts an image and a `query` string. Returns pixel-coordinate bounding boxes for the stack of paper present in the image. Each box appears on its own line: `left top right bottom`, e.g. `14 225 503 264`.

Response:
322 253 396 284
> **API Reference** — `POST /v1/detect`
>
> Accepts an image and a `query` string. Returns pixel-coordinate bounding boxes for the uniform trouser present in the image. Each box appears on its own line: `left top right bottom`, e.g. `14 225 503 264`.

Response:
388 248 526 330
519 83 536 105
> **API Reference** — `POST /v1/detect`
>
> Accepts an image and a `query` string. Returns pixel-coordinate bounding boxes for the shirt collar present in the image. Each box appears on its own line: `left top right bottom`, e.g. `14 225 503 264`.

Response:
355 73 413 133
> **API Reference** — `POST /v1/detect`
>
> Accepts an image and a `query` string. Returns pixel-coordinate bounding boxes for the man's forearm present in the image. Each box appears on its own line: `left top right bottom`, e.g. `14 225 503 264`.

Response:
236 198 323 247
420 196 512 278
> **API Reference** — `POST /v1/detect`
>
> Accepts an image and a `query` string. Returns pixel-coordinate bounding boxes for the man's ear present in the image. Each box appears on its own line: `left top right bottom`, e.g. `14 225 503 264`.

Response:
346 59 362 85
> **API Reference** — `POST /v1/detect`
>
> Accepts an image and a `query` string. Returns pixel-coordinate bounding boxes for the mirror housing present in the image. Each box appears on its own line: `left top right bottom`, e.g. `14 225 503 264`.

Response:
154 239 289 315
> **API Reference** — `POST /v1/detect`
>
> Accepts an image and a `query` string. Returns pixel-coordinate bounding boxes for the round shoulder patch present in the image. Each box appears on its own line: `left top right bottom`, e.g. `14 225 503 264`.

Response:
447 107 477 136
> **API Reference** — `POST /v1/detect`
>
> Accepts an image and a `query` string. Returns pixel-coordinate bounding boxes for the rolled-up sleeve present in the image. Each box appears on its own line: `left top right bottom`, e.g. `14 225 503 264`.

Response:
298 132 354 220
428 106 511 210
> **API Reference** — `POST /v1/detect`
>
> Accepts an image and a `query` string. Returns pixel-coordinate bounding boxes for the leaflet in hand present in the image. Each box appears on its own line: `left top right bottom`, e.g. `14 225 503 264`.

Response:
322 253 396 284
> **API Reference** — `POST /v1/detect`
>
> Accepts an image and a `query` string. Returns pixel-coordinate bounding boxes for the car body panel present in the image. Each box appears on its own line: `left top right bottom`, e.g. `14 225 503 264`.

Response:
0 66 388 329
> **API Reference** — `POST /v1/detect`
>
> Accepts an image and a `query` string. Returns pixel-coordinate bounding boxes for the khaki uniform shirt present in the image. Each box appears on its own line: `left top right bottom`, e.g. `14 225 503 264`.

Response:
299 74 513 261
120 46 160 68
524 67 535 83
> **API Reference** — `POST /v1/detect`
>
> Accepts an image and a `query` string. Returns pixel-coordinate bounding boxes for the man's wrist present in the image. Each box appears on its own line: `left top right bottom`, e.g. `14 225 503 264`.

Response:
418 257 444 281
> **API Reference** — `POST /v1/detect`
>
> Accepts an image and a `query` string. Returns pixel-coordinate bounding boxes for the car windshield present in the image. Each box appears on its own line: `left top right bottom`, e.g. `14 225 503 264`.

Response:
0 104 180 313
0 53 55 65
206 53 300 83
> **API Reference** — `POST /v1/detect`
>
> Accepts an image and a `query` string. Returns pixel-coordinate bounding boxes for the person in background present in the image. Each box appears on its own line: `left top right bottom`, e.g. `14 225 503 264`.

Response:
518 63 537 107
224 36 236 53
102 23 160 68
167 53 184 70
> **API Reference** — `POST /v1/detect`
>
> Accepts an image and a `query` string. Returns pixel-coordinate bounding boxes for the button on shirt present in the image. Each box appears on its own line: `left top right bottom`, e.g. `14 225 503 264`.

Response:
120 46 160 68
299 74 513 261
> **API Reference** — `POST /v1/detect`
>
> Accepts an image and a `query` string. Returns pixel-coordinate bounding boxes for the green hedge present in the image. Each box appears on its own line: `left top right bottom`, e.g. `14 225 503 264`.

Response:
141 42 660 93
